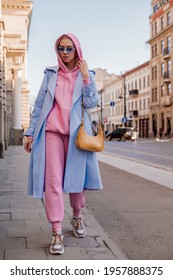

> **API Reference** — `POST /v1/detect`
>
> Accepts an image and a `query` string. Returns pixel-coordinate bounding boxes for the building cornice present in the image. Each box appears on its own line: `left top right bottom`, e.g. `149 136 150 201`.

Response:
122 61 150 77
2 0 33 11
4 33 21 38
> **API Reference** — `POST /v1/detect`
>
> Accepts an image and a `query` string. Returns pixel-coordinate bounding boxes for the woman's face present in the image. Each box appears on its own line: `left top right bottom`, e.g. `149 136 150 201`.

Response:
57 37 77 69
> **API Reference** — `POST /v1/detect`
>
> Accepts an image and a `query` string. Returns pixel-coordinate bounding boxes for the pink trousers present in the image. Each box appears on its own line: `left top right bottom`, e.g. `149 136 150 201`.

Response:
45 132 85 232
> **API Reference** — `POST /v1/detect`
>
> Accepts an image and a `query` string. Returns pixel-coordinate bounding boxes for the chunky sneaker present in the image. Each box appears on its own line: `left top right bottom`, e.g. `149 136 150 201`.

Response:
50 231 64 255
70 216 86 238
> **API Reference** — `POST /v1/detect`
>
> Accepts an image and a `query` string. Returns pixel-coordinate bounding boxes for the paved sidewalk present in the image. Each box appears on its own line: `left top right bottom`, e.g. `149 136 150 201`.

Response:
0 146 127 260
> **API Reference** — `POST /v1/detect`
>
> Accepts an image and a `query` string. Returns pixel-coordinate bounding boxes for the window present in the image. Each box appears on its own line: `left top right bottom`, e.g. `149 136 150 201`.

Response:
152 67 154 80
139 79 141 89
155 22 157 35
139 100 142 110
128 83 130 92
152 24 154 37
161 40 164 54
167 83 171 95
152 46 155 58
161 16 164 30
147 97 150 109
155 44 157 56
155 66 157 79
143 99 146 110
167 60 171 75
167 35 171 53
152 44 157 58
135 80 137 89
155 87 157 102
161 85 164 97
135 101 137 110
152 88 154 102
161 63 164 77
148 75 150 87
143 77 146 88
167 12 171 26
153 3 159 13
152 88 157 102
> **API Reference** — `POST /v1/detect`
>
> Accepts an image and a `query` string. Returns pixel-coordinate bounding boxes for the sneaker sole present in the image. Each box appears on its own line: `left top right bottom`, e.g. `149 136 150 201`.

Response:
50 247 64 255
72 229 86 238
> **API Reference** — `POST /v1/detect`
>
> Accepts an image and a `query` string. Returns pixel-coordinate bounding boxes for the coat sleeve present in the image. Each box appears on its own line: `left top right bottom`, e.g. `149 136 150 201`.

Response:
24 70 49 137
82 71 99 109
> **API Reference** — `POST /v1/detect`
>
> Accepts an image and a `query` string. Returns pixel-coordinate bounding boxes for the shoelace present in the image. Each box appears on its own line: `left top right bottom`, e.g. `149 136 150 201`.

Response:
74 218 83 229
53 233 63 245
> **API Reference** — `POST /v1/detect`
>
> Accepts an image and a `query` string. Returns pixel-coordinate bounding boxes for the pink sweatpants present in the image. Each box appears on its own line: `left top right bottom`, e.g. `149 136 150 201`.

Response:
45 132 85 232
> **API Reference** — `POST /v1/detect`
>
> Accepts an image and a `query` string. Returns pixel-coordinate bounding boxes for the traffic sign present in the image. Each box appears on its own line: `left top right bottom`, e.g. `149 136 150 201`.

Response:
110 101 115 106
122 117 127 123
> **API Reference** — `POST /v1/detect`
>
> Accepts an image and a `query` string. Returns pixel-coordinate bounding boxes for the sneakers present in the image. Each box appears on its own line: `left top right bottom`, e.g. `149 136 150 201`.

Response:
50 231 64 255
70 216 86 238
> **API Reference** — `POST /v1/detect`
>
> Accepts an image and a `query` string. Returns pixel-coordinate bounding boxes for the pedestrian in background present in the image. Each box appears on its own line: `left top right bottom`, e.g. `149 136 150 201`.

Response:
23 33 103 255
153 127 157 138
159 127 163 139
165 125 171 138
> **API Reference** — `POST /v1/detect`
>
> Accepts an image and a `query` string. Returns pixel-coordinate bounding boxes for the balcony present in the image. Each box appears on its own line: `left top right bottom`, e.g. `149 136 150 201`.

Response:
163 47 171 59
129 89 138 96
161 96 171 106
163 71 171 82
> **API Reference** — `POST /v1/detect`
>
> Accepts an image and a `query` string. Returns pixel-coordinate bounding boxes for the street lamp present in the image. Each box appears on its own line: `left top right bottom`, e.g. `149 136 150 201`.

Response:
123 74 127 127
119 74 127 127
100 89 103 120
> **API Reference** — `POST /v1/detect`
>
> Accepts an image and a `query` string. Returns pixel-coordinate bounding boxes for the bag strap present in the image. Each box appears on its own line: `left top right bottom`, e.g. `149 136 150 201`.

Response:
81 95 107 141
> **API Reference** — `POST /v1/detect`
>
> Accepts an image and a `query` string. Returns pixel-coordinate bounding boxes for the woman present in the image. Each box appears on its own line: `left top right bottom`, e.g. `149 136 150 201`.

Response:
24 33 103 255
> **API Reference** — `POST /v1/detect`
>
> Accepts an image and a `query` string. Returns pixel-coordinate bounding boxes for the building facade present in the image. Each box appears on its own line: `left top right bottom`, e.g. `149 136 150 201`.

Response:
0 0 32 157
148 0 173 138
92 62 150 137
125 62 150 138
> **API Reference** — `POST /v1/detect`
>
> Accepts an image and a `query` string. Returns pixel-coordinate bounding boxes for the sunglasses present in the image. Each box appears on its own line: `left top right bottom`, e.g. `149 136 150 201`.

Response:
57 46 75 53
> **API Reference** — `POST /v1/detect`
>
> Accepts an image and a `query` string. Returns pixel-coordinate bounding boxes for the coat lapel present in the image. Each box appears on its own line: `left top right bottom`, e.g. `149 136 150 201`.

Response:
71 72 83 107
47 66 58 99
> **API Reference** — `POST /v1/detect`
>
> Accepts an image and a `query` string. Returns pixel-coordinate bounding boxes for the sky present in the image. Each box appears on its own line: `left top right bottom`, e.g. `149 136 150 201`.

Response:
27 0 152 100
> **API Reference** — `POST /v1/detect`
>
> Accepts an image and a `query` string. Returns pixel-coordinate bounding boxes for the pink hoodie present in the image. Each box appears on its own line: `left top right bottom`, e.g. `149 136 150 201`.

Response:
46 33 87 135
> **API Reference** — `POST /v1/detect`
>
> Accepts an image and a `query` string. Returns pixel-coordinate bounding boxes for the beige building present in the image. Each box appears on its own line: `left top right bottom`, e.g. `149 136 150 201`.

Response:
148 0 173 138
89 68 117 125
125 62 150 138
92 62 150 137
0 0 32 157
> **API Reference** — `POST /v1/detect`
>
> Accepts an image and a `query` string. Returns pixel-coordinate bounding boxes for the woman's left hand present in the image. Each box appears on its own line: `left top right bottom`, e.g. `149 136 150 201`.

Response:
77 59 89 80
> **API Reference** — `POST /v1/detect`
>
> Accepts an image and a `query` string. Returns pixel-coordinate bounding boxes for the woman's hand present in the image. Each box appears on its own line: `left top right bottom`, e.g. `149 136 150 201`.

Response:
23 137 33 153
77 59 89 80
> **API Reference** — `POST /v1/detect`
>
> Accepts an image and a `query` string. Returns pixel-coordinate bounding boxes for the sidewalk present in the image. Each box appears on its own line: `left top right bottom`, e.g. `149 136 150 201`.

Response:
0 146 127 260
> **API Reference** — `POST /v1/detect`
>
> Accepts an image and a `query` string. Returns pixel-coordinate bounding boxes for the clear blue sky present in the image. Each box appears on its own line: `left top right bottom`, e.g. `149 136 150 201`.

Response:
28 0 151 99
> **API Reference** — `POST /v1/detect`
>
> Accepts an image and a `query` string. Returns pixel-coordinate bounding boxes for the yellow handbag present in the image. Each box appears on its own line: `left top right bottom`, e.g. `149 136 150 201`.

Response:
76 97 105 152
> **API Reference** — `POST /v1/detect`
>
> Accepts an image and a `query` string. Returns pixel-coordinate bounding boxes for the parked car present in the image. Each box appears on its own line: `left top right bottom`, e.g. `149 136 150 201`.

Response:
106 127 138 141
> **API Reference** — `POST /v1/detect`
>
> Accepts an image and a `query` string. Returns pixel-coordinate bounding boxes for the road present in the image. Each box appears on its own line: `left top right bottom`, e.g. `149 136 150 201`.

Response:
103 139 173 171
85 139 173 260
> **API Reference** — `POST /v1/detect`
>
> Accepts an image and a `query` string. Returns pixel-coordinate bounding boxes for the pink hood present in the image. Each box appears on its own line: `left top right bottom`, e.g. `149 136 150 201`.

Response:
55 33 83 73
46 33 84 135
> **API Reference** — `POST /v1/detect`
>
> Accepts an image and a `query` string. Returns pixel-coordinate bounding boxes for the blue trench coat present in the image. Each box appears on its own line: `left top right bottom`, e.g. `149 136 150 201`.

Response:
25 66 103 198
